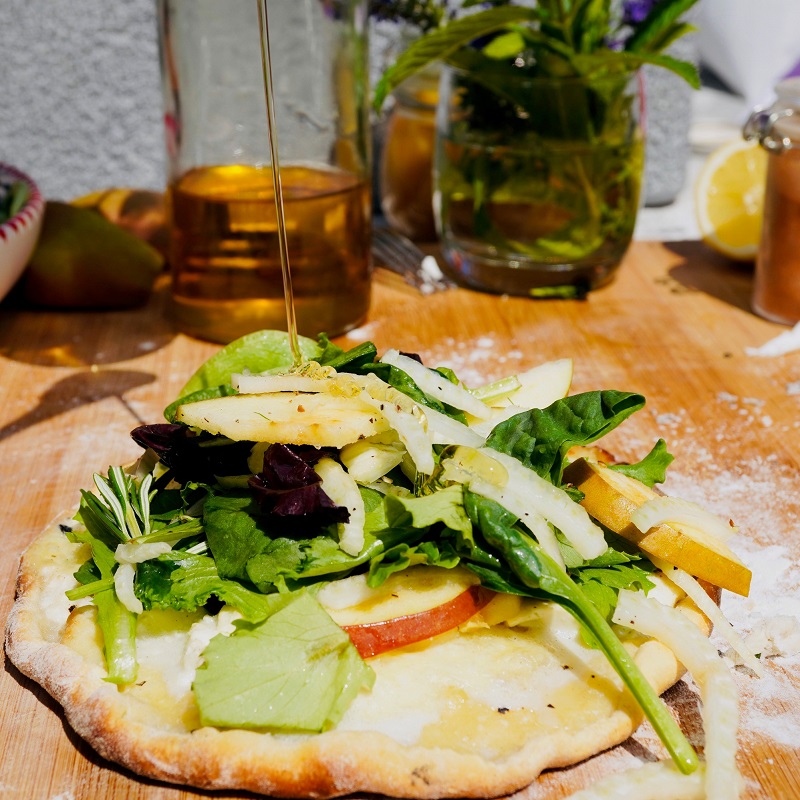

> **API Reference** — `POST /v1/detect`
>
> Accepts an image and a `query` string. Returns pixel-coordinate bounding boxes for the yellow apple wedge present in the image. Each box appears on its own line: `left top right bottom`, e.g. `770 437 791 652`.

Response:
563 458 751 596
175 392 391 448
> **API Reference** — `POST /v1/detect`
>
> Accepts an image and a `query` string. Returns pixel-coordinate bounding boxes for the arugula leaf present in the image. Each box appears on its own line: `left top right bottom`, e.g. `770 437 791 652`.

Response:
384 485 473 545
193 590 375 732
486 390 645 485
136 552 278 621
203 492 272 581
314 333 345 364
369 540 460 585
610 438 673 487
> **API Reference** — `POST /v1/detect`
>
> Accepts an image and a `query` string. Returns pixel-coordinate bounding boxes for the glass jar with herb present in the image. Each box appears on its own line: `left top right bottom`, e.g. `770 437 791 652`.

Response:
435 67 643 293
374 0 700 296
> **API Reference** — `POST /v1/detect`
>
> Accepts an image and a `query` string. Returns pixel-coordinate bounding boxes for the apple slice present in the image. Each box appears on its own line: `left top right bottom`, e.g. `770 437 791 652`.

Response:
341 586 494 658
500 358 574 410
468 359 574 436
563 458 751 597
174 392 390 447
318 566 494 658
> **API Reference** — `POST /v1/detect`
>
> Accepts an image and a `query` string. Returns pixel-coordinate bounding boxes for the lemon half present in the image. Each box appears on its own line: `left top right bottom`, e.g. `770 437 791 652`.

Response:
695 139 767 261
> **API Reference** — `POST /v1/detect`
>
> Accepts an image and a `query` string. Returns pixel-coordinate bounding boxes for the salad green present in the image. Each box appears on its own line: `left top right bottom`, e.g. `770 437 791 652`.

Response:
65 330 697 769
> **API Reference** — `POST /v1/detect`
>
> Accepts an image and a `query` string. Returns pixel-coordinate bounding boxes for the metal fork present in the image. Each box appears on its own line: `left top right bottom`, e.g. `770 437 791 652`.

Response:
371 226 456 293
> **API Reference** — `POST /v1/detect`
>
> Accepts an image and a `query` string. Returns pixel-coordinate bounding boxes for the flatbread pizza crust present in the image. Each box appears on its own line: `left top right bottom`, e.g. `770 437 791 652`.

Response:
5 515 710 799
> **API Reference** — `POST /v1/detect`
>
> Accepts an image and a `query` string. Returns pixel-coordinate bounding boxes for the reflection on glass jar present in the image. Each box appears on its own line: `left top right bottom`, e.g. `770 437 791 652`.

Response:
379 67 438 242
158 0 371 343
434 67 644 295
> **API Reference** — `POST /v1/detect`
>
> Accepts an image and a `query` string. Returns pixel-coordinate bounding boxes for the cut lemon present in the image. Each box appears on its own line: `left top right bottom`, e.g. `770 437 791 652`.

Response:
695 139 767 260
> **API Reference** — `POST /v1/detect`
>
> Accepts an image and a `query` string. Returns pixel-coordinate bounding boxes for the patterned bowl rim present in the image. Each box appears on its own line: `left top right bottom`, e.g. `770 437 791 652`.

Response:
0 162 45 242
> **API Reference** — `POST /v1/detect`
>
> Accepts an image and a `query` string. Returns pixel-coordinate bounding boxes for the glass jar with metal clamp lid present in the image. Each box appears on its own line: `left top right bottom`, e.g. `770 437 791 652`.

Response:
744 77 800 324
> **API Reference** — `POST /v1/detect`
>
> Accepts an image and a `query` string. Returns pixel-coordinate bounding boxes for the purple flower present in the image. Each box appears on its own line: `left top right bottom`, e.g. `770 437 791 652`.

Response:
622 0 658 26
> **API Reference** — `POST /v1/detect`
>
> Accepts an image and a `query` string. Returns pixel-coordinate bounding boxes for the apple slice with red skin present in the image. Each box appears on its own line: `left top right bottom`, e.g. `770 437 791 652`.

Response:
342 585 495 658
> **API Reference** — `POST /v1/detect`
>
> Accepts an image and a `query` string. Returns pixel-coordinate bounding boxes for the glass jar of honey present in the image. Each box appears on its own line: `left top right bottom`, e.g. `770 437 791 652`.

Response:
745 78 800 324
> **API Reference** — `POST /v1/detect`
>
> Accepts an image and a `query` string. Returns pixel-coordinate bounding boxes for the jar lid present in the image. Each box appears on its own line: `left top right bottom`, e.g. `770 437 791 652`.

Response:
775 77 800 110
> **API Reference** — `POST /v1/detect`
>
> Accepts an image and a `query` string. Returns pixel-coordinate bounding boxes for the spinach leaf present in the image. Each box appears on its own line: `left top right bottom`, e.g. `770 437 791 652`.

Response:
321 340 379 372
486 390 645 485
463 490 697 774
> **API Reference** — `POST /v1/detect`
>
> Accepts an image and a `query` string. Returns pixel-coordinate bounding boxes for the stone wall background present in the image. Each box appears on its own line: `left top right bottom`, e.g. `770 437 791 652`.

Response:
0 0 165 199
0 0 408 201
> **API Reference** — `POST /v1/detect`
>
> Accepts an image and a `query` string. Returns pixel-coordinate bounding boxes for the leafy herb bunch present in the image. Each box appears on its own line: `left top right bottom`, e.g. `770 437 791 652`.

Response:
373 0 700 109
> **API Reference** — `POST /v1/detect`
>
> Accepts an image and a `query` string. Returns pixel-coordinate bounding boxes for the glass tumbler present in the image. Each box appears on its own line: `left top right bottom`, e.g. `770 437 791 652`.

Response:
158 0 371 343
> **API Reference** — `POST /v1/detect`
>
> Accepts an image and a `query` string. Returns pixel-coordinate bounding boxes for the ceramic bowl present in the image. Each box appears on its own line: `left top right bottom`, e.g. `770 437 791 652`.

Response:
0 163 45 301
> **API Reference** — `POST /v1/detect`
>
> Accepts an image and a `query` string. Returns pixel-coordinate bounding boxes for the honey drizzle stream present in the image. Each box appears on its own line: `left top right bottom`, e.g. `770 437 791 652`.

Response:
257 0 302 367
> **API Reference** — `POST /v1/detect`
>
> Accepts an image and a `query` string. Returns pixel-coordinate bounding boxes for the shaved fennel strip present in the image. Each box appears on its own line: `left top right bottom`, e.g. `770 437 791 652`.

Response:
380 349 492 420
464 474 566 569
114 563 143 614
468 404 528 438
423 404 486 447
479 449 607 560
565 762 705 800
649 557 764 677
613 591 742 800
115 541 172 564
315 458 366 556
631 496 737 540
358 393 435 475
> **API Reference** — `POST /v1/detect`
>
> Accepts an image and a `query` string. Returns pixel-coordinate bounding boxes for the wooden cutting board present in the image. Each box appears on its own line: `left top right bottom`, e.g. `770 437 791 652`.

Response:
1 241 798 799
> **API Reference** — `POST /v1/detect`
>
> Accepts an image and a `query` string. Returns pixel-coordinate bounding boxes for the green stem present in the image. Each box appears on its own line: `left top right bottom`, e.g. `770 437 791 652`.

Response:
483 523 698 774
66 578 115 601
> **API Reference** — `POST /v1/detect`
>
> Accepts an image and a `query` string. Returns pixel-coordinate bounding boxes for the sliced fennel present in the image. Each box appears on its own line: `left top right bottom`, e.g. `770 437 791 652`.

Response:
380 349 492 420
315 457 367 556
614 590 742 800
340 439 405 484
114 562 143 615
442 447 607 561
631 496 737 540
650 556 764 677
